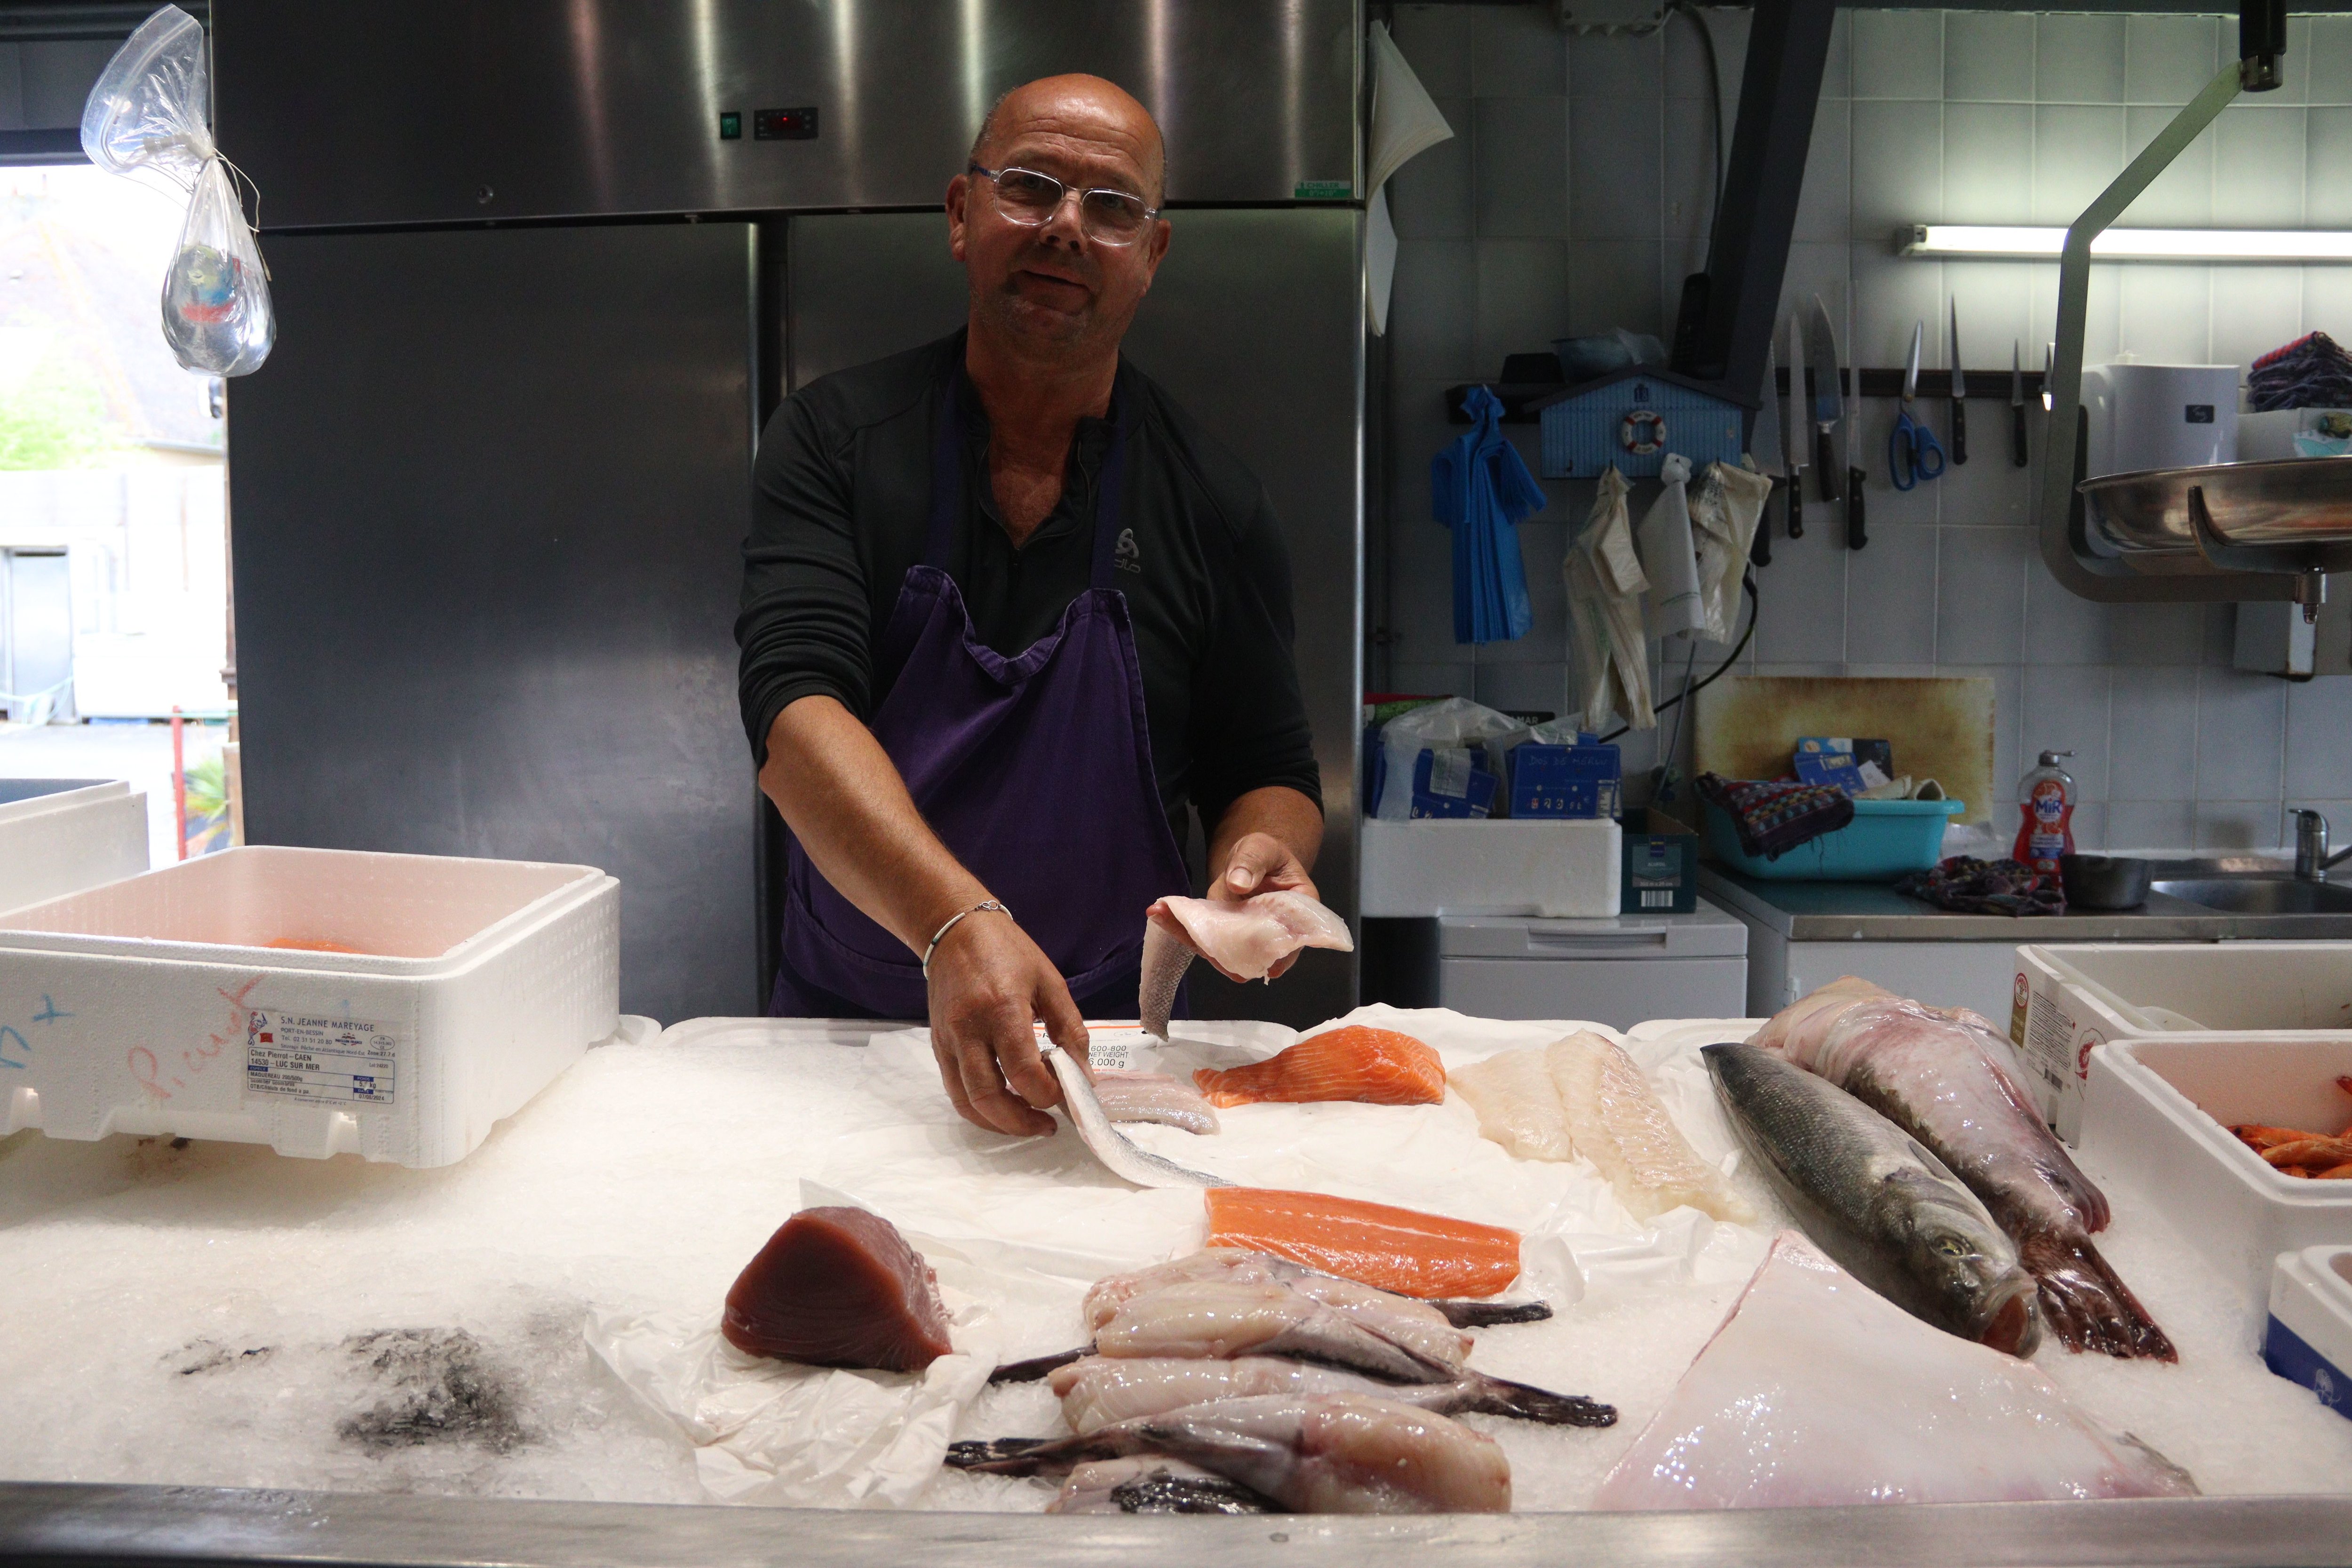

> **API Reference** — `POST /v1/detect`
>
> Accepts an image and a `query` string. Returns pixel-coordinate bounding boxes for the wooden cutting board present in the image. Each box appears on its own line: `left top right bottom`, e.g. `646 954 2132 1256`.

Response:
1693 675 1996 824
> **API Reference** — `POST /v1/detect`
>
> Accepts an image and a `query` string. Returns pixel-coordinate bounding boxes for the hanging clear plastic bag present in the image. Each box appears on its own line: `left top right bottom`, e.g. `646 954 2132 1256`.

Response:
80 5 275 376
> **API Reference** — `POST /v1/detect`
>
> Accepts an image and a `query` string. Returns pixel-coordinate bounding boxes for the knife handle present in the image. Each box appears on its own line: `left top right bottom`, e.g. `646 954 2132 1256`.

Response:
1818 432 1840 500
1847 468 1867 550
2011 402 2030 467
1788 472 1805 538
1751 489 1774 566
1950 398 1968 465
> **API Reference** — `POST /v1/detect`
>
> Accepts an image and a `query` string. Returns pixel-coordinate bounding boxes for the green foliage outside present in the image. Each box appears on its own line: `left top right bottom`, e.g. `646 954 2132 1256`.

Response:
0 368 117 471
183 751 232 855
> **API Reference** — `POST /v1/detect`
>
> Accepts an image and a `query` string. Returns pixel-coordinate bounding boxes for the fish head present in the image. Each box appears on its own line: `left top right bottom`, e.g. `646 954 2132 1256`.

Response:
1886 1180 2043 1357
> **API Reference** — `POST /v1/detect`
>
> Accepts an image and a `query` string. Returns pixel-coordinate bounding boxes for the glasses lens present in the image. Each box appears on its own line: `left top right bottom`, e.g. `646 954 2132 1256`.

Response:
993 169 1063 217
1081 191 1150 241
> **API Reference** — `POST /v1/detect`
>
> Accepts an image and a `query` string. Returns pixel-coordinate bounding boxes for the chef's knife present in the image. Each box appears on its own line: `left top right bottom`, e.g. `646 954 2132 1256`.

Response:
1947 299 1969 465
1784 313 1805 538
1751 338 1782 566
2010 340 2030 467
1806 296 1844 503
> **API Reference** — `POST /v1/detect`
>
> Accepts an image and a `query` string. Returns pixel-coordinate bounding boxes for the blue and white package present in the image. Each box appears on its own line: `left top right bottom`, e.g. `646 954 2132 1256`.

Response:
1408 747 1499 818
1507 732 1621 819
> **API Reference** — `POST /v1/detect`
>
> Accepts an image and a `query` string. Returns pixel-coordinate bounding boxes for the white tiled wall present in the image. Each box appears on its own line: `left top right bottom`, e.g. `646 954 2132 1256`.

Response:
1380 5 2352 850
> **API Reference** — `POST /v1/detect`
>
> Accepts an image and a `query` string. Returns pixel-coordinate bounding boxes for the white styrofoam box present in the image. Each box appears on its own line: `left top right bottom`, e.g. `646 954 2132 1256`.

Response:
2267 1245 2352 1421
2076 1033 2352 1329
0 844 620 1168
1360 818 1621 918
0 779 148 914
2011 941 2352 1140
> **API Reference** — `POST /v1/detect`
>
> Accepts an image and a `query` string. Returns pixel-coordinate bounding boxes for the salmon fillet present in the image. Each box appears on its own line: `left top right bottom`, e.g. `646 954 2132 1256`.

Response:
1203 1187 1522 1299
1192 1026 1445 1109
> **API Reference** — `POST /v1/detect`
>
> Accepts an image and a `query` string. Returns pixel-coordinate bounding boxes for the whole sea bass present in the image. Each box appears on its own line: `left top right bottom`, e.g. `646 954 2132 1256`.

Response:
1751 977 2175 1361
1702 1043 2042 1356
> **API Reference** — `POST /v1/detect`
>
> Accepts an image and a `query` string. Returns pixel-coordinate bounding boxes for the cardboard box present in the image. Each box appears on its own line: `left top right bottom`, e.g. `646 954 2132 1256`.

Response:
1621 807 1700 914
2012 941 2352 1140
1507 735 1621 819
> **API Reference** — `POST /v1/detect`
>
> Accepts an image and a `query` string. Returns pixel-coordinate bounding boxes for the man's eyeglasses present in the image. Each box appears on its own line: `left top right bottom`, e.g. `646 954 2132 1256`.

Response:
967 164 1160 246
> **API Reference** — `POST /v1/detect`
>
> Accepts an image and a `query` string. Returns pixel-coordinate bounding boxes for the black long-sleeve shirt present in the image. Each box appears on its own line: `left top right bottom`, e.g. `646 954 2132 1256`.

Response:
737 331 1321 849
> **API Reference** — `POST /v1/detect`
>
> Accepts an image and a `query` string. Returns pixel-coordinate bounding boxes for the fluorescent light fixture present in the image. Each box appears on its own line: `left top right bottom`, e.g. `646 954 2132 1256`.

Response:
1899 224 2352 262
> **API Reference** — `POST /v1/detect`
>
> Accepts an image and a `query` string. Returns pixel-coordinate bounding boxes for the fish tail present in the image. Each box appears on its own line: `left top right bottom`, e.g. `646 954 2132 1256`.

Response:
947 1435 1088 1473
1139 921 1193 1040
1461 1374 1618 1427
1433 1299 1554 1329
988 1346 1090 1384
2019 1231 2178 1362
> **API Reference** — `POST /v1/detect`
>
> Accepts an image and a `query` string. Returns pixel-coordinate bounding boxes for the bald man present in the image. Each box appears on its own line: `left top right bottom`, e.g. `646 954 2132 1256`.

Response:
737 76 1324 1136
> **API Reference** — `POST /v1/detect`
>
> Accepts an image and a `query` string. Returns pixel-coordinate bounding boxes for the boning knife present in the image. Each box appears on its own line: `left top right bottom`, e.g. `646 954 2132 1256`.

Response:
1947 298 1969 465
1806 295 1844 504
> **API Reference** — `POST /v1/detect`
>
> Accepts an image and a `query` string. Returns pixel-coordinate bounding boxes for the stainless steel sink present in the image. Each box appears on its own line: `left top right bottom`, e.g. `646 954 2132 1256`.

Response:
2151 877 2352 914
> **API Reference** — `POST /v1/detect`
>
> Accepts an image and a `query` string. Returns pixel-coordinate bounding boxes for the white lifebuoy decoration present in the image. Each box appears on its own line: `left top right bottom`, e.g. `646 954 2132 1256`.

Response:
1620 409 1668 456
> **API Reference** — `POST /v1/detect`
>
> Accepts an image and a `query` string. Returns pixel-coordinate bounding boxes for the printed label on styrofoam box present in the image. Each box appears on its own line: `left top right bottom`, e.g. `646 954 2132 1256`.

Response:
2022 992 2078 1097
244 1010 401 1108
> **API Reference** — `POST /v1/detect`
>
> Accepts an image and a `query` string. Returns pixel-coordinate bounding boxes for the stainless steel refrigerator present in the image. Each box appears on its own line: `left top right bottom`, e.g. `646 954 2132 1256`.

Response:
215 0 1365 1026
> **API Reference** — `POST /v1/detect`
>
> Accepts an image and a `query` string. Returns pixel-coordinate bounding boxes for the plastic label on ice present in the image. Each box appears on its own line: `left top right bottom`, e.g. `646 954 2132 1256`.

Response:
243 1010 401 1108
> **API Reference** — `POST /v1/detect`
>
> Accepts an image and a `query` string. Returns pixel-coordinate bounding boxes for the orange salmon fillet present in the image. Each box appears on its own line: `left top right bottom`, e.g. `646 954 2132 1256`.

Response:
1203 1186 1522 1299
1192 1025 1445 1109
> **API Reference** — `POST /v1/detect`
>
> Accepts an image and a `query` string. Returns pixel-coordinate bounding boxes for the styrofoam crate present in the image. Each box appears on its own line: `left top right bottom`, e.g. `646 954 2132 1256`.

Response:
2267 1245 2352 1421
1360 818 1621 917
0 844 620 1169
0 778 148 915
2012 941 2352 1140
2076 1033 2352 1329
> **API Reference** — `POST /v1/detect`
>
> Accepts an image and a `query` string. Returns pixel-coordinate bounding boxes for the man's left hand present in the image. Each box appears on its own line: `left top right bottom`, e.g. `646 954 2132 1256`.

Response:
1207 831 1321 979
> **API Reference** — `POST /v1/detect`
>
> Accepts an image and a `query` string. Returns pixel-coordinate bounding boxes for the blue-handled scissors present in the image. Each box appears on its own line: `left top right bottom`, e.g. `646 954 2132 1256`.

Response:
1889 320 1946 491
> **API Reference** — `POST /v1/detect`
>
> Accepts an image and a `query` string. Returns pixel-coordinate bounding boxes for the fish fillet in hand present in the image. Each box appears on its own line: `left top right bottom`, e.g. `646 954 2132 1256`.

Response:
1139 891 1352 1038
1593 1232 2197 1509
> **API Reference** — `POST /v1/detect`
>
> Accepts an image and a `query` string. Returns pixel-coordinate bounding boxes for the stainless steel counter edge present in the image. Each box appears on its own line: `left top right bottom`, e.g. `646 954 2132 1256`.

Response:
1696 865 2352 943
2 1482 2349 1568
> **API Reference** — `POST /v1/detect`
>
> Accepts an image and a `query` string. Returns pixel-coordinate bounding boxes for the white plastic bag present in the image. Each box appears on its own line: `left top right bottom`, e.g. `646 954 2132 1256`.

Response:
1689 461 1773 644
1564 468 1655 733
81 6 275 376
1374 697 1530 821
1637 454 1705 639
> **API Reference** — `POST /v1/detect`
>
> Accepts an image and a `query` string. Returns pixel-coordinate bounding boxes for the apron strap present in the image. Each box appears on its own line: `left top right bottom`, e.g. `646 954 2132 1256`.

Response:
924 364 1134 587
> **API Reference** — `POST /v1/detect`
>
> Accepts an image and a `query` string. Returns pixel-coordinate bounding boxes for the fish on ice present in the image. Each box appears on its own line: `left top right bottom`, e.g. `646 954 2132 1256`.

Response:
1592 1231 2197 1509
1193 1025 1445 1109
1702 1043 2042 1357
1751 976 2175 1361
948 1392 1514 1514
719 1207 953 1372
1050 1355 1614 1433
1040 1044 1232 1190
1079 1249 1549 1337
1138 891 1352 1039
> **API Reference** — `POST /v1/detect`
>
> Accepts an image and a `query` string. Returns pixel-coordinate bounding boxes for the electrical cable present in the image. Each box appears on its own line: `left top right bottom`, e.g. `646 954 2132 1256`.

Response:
1599 569 1756 745
1668 0 1727 246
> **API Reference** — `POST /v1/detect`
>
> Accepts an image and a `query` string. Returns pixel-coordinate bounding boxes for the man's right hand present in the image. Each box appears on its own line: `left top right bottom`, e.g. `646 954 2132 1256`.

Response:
924 907 1088 1137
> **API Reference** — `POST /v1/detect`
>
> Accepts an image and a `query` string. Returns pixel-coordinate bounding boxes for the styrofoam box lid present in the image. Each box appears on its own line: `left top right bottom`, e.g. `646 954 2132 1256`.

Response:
0 844 608 972
2109 1034 2352 1204
0 779 128 827
2026 941 2352 1033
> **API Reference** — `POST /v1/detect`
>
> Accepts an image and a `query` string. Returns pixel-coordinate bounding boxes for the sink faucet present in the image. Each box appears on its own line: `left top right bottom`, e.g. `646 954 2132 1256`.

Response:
2290 809 2352 882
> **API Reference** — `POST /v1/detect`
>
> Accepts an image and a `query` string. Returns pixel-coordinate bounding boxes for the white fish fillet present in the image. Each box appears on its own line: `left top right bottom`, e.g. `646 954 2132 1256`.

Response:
1090 1070 1219 1135
1041 1046 1231 1190
1549 1030 1754 1224
1448 1048 1574 1162
1138 891 1353 1039
1082 1250 1471 1371
1592 1232 2199 1510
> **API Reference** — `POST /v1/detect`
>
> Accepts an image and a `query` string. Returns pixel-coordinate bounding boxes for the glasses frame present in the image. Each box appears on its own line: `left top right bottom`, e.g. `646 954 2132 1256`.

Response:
965 163 1162 247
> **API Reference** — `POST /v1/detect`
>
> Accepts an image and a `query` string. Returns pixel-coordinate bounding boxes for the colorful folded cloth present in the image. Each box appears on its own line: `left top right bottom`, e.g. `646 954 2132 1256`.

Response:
1896 855 2067 917
1696 773 1855 860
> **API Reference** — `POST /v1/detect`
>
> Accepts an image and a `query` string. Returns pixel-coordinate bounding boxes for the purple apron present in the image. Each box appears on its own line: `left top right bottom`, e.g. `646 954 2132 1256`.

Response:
768 375 1192 1020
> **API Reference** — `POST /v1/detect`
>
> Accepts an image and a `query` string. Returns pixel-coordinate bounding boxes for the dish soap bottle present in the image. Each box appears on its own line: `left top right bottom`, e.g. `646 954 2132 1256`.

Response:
2012 750 2076 875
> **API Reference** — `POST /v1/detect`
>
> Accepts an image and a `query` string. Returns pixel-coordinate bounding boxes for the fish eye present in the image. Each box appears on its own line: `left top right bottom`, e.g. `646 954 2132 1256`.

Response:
1932 1235 1970 1258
